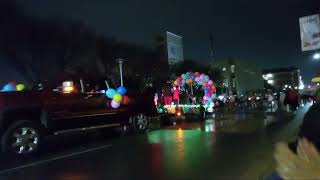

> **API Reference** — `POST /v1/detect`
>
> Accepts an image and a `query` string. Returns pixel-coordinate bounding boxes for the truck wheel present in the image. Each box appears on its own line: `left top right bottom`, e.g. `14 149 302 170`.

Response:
131 114 149 133
1 120 44 155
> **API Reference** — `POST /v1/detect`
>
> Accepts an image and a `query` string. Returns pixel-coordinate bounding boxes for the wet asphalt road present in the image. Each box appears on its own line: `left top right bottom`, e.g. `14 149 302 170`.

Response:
0 105 310 180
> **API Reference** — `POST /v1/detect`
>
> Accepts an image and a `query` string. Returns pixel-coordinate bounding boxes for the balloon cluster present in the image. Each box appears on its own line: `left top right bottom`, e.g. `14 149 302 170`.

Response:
105 86 127 108
1 82 25 92
174 72 216 105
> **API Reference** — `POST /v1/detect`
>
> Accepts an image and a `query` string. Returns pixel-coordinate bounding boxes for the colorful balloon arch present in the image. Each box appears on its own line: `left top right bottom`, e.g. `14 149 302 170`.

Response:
173 72 216 105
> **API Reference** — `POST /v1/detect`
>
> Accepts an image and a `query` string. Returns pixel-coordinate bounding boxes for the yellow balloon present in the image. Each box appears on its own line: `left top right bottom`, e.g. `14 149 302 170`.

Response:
113 94 123 103
16 84 25 91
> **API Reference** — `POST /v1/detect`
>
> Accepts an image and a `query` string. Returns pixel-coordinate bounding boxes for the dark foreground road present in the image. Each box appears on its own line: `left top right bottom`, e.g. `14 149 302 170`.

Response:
0 105 310 180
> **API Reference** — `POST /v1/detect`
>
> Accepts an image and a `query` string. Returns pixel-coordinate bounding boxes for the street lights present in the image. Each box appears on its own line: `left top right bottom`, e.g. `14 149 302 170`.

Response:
313 53 320 60
116 58 125 86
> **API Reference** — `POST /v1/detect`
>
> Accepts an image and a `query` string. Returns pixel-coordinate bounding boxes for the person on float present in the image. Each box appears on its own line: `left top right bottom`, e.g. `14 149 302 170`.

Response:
162 82 173 105
172 86 181 105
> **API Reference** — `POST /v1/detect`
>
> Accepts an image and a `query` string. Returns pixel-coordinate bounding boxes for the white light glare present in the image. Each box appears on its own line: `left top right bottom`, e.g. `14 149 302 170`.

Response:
267 80 274 84
314 53 320 60
267 74 273 78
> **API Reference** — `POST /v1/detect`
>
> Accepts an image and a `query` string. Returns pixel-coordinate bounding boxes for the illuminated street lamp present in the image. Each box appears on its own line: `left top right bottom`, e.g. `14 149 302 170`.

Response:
314 53 320 60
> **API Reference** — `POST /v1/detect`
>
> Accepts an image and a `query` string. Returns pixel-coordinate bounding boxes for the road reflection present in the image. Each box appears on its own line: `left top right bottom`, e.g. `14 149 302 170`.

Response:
147 120 219 177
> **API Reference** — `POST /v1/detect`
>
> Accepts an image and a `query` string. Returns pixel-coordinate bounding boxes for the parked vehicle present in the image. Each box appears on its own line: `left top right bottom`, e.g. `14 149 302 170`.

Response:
0 79 156 155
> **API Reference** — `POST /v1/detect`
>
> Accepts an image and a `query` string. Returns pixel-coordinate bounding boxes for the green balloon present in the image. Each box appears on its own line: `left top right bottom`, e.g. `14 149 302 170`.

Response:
113 94 123 103
16 84 25 91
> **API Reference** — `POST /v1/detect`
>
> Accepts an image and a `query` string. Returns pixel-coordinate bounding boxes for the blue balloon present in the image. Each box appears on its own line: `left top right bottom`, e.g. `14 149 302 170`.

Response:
116 86 127 95
2 84 16 92
186 72 190 76
106 89 116 99
189 73 195 79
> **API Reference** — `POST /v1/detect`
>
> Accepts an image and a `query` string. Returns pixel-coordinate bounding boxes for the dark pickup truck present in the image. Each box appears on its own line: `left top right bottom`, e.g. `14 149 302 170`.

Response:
0 80 156 155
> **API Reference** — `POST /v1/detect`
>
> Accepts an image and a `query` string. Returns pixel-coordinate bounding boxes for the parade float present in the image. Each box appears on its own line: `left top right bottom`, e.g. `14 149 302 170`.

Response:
156 72 216 119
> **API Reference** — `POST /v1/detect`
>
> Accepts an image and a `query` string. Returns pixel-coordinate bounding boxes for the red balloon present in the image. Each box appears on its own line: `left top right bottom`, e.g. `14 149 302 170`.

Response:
177 77 183 82
122 96 130 105
195 72 200 77
212 86 216 93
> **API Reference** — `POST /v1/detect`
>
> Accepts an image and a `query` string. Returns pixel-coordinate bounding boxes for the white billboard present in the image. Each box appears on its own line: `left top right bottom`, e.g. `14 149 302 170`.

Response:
166 31 184 65
299 14 320 51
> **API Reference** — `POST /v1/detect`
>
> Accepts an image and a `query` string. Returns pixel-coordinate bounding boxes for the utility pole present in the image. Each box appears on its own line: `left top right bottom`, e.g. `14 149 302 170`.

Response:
209 32 215 63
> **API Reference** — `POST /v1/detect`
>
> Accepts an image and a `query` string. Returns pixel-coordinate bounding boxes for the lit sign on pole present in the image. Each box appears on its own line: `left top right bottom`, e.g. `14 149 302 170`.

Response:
299 14 320 51
166 31 184 65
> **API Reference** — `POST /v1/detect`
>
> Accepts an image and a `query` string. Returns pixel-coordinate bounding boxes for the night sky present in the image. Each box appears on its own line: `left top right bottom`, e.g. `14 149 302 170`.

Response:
17 0 320 82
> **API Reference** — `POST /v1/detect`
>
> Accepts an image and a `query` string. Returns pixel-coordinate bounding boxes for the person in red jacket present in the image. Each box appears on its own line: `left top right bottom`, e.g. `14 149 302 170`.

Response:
162 84 173 105
172 86 181 105
285 88 299 112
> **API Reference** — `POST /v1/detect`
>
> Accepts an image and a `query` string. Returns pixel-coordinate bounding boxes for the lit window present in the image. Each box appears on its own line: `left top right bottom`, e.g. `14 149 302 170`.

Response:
63 86 74 93
62 81 74 93
267 74 273 78
267 80 274 84
63 81 73 87
231 65 235 73
262 75 268 80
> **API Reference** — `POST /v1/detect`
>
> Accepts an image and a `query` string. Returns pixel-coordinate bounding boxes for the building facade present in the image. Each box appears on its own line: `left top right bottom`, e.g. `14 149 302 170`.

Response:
214 59 264 96
262 67 301 90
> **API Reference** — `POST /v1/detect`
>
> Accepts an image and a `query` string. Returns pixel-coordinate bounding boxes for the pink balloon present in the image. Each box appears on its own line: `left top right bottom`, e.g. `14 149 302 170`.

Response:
203 96 209 101
202 100 206 104
208 80 213 86
111 100 121 108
